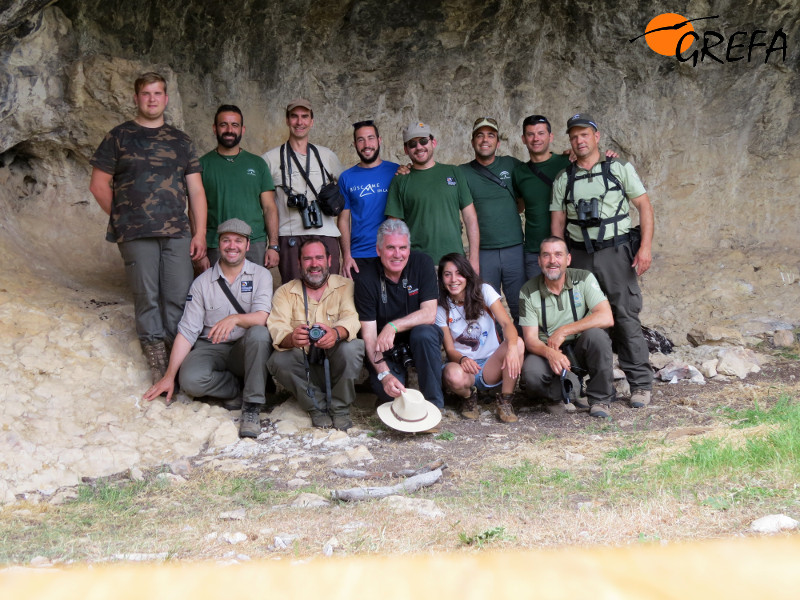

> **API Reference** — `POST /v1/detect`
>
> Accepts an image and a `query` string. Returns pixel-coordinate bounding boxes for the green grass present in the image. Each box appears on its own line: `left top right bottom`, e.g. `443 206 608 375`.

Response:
435 431 456 441
716 395 797 428
604 443 647 461
458 526 513 548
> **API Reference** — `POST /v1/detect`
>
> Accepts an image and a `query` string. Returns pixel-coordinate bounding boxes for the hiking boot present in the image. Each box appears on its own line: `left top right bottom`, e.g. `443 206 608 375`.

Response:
495 393 518 423
309 410 333 429
142 340 168 384
239 403 261 438
572 396 590 411
589 403 610 419
460 387 480 420
546 401 576 415
223 395 243 411
630 390 651 408
332 413 353 431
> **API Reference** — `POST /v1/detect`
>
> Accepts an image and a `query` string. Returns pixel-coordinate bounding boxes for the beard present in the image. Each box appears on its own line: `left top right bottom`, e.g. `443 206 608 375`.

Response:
217 132 242 149
543 267 564 281
357 145 381 164
302 267 329 289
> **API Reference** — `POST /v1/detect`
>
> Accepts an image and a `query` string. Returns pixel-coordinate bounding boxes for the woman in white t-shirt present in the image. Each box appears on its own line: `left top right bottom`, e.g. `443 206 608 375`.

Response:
436 253 524 423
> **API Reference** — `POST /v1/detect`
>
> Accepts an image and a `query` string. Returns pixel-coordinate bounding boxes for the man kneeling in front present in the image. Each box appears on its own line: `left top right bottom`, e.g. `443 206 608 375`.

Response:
267 237 364 430
519 237 616 418
144 219 273 438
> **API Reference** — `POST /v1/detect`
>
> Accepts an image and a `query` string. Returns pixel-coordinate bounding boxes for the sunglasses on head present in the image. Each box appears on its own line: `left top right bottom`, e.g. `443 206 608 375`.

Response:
352 119 375 129
472 116 498 129
405 137 431 149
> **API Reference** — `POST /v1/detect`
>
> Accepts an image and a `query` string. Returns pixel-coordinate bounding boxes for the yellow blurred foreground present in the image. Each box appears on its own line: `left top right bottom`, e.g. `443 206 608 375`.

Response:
2 536 799 599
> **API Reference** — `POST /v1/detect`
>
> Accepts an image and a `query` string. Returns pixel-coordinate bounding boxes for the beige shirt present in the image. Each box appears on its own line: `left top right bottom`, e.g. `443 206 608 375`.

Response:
178 260 273 345
267 275 361 350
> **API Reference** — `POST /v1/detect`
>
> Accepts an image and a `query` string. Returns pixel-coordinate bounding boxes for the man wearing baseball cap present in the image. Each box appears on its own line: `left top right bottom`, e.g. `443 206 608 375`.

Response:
458 117 525 325
550 113 655 410
384 121 480 270
262 98 345 284
144 218 274 438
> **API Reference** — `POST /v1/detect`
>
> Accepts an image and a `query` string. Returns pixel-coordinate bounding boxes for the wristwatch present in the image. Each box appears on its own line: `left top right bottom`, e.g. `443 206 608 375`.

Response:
377 371 391 382
268 245 280 253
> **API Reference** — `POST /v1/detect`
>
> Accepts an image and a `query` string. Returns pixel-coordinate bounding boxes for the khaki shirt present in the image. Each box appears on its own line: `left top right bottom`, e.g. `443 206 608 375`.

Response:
267 275 361 350
178 260 273 346
519 268 606 343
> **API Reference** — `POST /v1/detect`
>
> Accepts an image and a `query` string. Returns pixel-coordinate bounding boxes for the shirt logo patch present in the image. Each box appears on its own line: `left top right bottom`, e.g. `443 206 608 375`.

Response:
186 294 192 302
446 177 457 186
246 168 257 176
241 281 253 293
572 289 583 309
407 286 420 296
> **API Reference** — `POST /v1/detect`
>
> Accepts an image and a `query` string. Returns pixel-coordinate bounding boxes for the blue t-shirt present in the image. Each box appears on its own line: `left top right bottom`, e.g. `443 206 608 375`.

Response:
338 161 399 258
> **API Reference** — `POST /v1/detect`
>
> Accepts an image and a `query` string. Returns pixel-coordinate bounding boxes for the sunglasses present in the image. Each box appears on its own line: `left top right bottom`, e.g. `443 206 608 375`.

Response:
405 137 431 149
352 119 375 129
472 116 498 129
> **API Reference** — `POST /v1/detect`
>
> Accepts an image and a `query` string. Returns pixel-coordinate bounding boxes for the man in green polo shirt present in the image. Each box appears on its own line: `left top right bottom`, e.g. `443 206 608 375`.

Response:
385 122 480 271
519 237 615 418
512 115 571 280
200 105 279 272
458 117 524 324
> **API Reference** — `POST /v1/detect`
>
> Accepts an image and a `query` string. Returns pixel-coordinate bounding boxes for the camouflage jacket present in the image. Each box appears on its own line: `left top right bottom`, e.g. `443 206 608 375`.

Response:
90 121 202 243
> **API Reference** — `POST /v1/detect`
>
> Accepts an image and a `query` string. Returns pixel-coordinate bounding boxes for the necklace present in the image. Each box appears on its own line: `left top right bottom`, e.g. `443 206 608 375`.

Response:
216 148 241 163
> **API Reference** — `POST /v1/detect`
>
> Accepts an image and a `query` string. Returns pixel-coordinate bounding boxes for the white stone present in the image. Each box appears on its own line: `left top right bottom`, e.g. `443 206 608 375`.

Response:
346 445 374 462
717 347 762 379
291 493 330 508
751 514 798 534
381 495 444 519
773 329 796 347
219 508 247 521
287 478 308 488
700 359 719 378
274 421 299 436
221 532 248 544
565 450 586 463
209 421 240 448
155 473 186 485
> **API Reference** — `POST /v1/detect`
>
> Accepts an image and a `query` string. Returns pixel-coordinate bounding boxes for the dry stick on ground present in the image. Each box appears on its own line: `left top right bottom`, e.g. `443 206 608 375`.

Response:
330 468 444 502
331 459 446 480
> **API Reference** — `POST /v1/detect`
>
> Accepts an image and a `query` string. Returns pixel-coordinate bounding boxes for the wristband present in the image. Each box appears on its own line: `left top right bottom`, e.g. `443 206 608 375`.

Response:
459 355 468 364
388 322 398 333
334 327 341 342
377 371 391 381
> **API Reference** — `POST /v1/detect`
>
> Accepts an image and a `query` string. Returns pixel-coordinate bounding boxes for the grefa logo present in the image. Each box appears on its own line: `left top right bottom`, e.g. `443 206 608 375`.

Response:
630 13 787 67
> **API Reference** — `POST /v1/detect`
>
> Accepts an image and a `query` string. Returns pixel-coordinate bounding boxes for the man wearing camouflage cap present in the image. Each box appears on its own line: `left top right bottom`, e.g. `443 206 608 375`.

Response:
144 219 274 438
89 72 208 385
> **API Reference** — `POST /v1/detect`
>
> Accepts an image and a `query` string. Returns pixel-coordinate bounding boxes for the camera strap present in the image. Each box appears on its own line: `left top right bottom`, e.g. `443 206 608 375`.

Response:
540 286 579 337
287 143 321 199
526 160 554 187
216 277 246 314
468 160 515 201
279 142 312 196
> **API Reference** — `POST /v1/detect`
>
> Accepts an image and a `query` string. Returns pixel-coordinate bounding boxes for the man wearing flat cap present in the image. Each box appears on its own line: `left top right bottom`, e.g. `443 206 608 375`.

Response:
144 218 274 438
384 121 480 271
550 113 655 410
263 99 345 284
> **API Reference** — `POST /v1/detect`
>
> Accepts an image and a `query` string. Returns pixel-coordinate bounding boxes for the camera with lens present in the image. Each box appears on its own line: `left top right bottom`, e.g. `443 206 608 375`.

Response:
382 343 414 370
287 193 308 209
307 324 326 344
575 197 601 226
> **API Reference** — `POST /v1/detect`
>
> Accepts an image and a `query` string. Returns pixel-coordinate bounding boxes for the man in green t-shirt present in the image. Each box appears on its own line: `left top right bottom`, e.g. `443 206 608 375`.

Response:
384 122 479 271
519 237 615 418
458 117 524 324
512 115 570 281
200 105 278 271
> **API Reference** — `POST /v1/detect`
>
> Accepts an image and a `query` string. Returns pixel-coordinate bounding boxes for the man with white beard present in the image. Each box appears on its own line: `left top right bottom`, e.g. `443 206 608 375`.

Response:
519 237 615 418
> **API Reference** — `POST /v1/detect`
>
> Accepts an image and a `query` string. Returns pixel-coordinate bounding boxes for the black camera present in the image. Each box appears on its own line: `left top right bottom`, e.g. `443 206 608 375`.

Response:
301 200 323 230
575 197 601 226
382 343 414 370
308 324 326 344
287 193 308 209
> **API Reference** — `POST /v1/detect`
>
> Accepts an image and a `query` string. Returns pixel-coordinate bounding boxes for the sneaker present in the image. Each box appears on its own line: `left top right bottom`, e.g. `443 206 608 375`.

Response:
589 403 610 419
239 403 261 438
630 390 651 408
332 413 353 431
460 387 480 420
495 393 518 423
309 410 333 429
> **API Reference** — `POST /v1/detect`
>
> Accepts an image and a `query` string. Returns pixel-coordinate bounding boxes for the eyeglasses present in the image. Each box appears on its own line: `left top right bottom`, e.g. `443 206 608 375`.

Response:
405 137 431 149
352 119 375 129
472 117 498 129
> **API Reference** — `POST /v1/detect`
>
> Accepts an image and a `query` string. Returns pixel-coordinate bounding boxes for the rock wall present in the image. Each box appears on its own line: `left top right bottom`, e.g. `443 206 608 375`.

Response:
0 0 798 500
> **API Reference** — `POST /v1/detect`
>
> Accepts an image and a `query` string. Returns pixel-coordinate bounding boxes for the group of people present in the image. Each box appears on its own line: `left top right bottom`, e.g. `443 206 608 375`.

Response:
89 71 655 438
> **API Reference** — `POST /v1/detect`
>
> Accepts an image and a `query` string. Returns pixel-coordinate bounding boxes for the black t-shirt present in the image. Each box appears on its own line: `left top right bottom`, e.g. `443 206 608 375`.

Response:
354 252 438 330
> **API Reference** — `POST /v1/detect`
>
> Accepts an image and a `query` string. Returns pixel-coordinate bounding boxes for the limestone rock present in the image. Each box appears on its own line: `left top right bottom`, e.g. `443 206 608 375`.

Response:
221 532 248 545
209 421 239 449
773 330 796 348
687 326 744 347
219 508 247 521
291 493 330 508
381 495 444 519
751 514 799 534
716 348 762 379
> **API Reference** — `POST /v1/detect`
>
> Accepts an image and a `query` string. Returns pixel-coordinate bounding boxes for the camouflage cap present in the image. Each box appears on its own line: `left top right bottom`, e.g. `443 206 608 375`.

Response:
217 218 251 239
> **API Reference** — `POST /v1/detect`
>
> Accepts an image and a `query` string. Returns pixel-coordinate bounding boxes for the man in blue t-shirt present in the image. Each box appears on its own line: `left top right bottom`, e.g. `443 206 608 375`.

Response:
337 120 399 279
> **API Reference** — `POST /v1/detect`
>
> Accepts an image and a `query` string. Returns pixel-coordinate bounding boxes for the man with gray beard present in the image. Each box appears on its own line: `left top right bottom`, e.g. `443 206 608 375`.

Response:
519 237 615 418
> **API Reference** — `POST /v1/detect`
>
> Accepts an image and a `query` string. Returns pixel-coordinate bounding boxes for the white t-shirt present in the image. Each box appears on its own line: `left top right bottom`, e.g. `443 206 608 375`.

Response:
435 283 501 362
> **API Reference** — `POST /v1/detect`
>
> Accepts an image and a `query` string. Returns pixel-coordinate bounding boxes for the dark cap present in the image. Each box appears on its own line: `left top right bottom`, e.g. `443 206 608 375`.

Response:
566 113 598 133
217 218 252 239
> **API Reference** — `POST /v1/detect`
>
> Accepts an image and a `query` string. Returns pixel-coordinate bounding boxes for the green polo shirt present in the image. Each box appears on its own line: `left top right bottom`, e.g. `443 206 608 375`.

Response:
519 268 607 343
550 159 647 244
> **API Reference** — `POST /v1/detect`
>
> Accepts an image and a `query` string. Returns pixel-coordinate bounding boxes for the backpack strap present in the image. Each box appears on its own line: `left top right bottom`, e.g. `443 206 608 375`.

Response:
540 285 580 339
468 160 515 202
527 160 554 187
216 278 246 315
